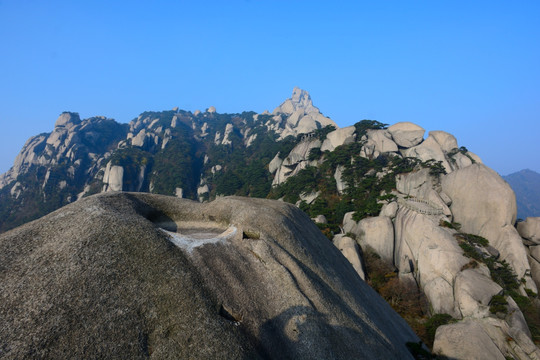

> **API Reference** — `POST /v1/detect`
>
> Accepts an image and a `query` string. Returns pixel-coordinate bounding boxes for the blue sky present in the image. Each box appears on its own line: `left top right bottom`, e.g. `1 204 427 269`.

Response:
0 1 539 175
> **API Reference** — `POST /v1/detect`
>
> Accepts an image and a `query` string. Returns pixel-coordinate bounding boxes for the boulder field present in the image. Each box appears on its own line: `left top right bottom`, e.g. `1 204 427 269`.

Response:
343 162 540 359
2 87 540 358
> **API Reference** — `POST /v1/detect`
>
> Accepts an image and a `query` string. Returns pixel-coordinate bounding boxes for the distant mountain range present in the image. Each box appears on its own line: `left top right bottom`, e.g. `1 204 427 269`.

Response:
504 169 540 220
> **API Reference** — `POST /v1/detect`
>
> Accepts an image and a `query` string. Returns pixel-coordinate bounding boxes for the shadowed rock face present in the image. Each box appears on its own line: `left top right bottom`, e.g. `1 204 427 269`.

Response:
0 192 418 359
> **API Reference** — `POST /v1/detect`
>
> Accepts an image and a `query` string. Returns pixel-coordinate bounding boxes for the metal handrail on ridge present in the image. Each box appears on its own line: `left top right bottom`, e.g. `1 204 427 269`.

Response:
397 197 444 215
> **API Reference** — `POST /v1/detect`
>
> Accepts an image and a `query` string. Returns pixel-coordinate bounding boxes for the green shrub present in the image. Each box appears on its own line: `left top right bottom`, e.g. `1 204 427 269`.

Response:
316 223 338 240
353 119 388 137
439 220 461 230
421 160 447 176
508 290 540 343
313 125 336 140
462 233 489 246
269 166 319 203
461 259 479 271
458 242 483 261
488 259 520 291
308 147 322 161
489 295 508 314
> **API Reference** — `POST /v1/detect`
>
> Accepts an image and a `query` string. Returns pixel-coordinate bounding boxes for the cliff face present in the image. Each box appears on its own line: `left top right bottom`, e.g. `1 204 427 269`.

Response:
0 113 128 231
0 88 337 233
0 192 418 359
2 89 540 358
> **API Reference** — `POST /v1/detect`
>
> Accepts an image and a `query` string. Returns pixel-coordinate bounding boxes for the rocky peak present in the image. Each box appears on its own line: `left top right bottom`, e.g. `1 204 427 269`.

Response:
269 88 336 139
290 87 314 110
273 87 320 115
55 112 81 128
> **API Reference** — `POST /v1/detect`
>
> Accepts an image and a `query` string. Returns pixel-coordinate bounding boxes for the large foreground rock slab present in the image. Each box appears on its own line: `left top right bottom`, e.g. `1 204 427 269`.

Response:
0 192 418 359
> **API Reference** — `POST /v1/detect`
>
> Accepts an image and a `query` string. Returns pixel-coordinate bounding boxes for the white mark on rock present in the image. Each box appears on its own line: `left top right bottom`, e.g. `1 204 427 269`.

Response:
161 226 237 253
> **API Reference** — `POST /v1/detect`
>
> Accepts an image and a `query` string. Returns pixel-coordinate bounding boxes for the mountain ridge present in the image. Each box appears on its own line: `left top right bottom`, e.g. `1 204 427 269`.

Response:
2 88 540 358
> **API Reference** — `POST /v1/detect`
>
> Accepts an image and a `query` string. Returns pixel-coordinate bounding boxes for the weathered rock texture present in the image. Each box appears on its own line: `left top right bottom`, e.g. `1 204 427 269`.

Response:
333 235 366 280
442 164 536 292
338 145 540 358
272 87 337 139
3 90 540 358
0 192 418 359
272 138 320 186
387 122 425 148
320 126 356 152
357 216 394 263
360 129 398 159
434 318 540 360
518 217 540 243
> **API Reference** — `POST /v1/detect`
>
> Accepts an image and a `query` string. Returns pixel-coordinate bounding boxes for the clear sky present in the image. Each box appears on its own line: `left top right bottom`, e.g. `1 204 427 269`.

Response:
1 1 539 175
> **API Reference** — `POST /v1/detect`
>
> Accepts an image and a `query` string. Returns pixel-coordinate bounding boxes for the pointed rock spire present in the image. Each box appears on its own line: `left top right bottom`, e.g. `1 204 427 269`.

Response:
273 87 320 115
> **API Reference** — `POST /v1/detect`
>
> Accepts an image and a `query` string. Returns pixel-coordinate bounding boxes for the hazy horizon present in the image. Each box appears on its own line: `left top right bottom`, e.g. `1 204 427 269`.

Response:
1 1 539 176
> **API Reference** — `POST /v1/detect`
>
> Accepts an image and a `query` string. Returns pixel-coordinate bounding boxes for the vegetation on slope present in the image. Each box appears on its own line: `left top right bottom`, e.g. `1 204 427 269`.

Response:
450 225 540 343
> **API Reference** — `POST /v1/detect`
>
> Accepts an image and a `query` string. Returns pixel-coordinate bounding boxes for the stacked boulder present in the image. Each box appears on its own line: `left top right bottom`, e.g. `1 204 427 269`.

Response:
336 122 540 359
519 218 540 291
271 87 337 138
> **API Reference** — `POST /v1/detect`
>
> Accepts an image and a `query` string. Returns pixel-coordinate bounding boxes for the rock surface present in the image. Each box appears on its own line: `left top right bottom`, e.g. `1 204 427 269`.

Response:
221 123 234 146
320 126 356 152
387 122 425 148
429 130 458 153
360 129 398 158
342 211 360 237
268 153 283 174
272 139 321 186
442 164 536 292
518 217 540 243
393 206 467 317
333 235 366 280
402 135 452 173
433 320 506 360
434 317 540 360
3 92 540 358
357 216 394 263
0 192 419 359
102 162 124 192
54 112 81 128
454 269 502 318
334 165 346 194
272 87 337 138
312 214 327 224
